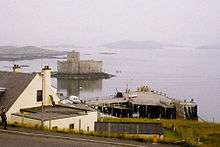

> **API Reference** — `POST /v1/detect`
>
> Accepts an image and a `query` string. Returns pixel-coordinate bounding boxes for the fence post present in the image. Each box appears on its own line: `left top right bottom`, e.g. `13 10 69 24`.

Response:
108 122 111 137
21 112 24 125
136 124 139 134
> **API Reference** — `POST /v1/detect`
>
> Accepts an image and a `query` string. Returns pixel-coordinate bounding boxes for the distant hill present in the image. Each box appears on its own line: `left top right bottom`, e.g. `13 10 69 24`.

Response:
197 44 220 50
101 40 163 49
0 46 17 49
0 46 66 61
101 40 185 49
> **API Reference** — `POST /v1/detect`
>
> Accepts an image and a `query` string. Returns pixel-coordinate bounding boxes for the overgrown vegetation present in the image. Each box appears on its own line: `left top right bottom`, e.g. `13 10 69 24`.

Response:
99 117 220 147
5 118 220 146
7 122 155 144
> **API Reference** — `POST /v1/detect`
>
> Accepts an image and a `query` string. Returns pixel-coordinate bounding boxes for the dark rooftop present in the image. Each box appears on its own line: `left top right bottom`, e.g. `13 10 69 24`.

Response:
0 71 36 111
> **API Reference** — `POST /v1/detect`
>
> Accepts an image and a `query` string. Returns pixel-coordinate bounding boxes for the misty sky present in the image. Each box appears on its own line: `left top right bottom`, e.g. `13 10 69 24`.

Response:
0 0 219 46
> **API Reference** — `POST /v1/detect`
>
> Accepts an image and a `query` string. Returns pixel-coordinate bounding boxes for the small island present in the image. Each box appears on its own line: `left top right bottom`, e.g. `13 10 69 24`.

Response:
52 50 114 79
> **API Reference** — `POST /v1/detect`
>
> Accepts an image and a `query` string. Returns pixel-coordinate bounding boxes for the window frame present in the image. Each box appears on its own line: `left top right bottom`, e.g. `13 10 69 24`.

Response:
36 90 43 102
69 123 74 130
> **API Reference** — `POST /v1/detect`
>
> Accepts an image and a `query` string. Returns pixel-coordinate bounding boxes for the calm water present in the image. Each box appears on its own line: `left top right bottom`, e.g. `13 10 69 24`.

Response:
1 47 220 122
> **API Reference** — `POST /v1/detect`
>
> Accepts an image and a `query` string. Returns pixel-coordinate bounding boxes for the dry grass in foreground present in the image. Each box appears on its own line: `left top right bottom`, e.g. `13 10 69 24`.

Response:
100 117 220 147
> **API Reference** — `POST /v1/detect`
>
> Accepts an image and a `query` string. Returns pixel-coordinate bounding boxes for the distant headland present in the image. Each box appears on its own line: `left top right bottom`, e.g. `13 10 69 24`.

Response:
0 46 66 61
100 40 185 49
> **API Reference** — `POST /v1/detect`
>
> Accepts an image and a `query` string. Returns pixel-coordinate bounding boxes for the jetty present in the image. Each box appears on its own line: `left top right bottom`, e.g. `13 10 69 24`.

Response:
87 86 198 120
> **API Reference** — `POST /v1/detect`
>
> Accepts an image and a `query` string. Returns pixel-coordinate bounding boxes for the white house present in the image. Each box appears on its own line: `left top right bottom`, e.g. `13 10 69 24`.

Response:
0 65 97 131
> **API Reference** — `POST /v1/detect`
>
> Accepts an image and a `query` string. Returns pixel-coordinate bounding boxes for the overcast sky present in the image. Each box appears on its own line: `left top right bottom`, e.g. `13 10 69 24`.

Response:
0 0 219 46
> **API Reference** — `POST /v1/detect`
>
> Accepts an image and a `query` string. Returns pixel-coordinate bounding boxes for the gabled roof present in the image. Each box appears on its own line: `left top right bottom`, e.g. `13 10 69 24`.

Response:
0 71 36 112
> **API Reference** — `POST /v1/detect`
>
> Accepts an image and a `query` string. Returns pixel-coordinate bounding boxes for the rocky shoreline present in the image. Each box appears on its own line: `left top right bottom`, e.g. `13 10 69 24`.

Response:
0 53 66 61
0 46 66 61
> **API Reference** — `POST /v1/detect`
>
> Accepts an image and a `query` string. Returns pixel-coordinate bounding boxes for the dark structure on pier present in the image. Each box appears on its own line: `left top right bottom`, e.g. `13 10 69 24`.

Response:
88 89 198 120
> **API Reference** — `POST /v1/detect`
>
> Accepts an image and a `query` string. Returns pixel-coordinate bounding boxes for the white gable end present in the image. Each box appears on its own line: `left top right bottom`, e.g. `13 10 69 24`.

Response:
7 74 60 122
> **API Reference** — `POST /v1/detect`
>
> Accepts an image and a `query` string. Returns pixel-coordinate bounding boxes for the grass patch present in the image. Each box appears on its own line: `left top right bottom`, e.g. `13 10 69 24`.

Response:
6 122 154 144
5 118 220 146
99 117 220 146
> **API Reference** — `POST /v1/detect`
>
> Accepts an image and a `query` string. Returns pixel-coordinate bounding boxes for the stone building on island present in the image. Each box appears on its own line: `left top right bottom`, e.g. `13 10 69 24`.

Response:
57 51 103 74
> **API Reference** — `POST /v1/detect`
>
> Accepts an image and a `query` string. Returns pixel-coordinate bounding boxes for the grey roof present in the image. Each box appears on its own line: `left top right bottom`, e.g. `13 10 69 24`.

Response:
13 112 81 121
0 71 36 111
13 105 93 121
88 92 175 108
59 103 95 111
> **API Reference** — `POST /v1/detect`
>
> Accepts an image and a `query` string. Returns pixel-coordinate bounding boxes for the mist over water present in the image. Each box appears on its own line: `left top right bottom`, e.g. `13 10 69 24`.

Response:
0 47 220 122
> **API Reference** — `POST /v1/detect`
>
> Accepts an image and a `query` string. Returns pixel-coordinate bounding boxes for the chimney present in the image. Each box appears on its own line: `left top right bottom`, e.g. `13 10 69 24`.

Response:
41 65 51 106
12 64 21 73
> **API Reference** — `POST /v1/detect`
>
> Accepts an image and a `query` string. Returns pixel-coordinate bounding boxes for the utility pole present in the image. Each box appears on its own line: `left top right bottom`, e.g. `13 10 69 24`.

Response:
41 73 44 128
40 47 44 128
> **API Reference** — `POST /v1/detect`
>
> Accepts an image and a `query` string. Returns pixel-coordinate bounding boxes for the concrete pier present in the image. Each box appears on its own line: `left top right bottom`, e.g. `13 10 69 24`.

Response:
87 90 198 120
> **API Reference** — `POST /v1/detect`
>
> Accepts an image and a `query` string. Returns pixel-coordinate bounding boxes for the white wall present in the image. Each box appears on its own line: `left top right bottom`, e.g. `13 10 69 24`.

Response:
7 74 60 122
44 111 97 131
10 115 41 127
6 71 97 131
10 111 97 131
6 74 42 122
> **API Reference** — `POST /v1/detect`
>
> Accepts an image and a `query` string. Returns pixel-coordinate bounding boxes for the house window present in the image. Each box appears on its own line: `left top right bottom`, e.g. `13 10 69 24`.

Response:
69 124 74 130
37 90 43 102
52 126 58 131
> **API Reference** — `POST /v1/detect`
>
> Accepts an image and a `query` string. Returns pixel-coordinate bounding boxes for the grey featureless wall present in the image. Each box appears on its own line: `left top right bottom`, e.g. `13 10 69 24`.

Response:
57 50 80 74
95 122 164 135
79 60 103 74
57 60 79 74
